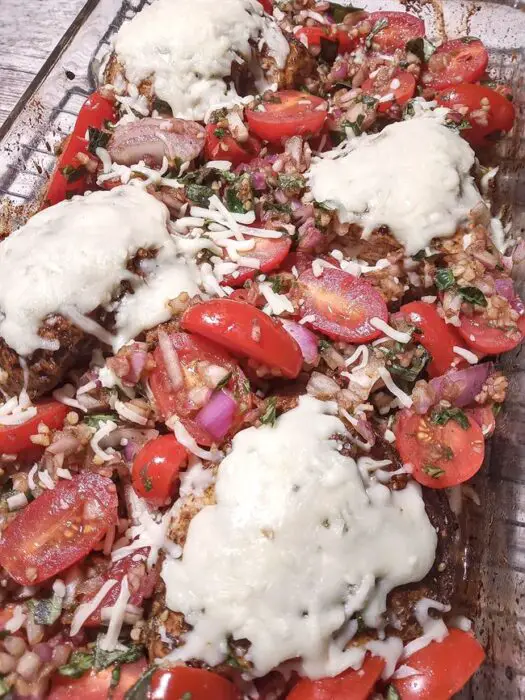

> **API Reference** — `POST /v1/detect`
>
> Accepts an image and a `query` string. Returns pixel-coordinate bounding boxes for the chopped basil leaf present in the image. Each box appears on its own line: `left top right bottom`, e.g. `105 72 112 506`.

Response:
405 37 436 62
84 413 117 429
359 94 378 107
459 286 487 307
260 397 278 426
435 267 455 291
278 173 306 191
270 276 283 293
343 113 365 136
59 651 94 679
329 1 363 23
226 654 243 668
318 339 332 352
0 678 9 698
140 467 153 492
403 100 416 119
186 184 214 207
262 201 292 214
216 371 233 390
94 640 144 671
365 17 388 49
60 164 86 183
493 403 502 416
225 188 246 213
442 445 454 460
431 406 470 430
214 127 226 138
181 694 193 700
389 347 430 383
124 665 156 700
88 127 111 155
386 684 402 700
28 592 63 625
242 378 251 393
320 36 339 65
111 666 121 688
422 464 446 479
412 248 426 261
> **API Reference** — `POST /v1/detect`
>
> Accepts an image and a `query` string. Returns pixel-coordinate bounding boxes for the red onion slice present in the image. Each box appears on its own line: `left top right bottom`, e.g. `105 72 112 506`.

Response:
495 278 525 316
196 390 237 441
280 319 319 365
430 363 493 408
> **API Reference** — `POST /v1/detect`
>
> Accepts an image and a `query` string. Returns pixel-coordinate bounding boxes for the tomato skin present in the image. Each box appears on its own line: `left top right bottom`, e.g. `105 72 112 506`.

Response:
395 409 485 489
246 91 327 144
0 472 118 585
459 312 523 354
49 659 147 700
400 302 467 378
73 91 116 139
222 234 292 287
287 656 385 700
365 12 424 51
182 299 303 379
281 251 314 276
204 124 261 167
0 400 69 454
150 667 240 700
392 629 485 699
294 26 358 54
361 71 416 113
294 267 388 344
436 83 515 147
422 39 488 91
259 0 273 13
132 434 187 506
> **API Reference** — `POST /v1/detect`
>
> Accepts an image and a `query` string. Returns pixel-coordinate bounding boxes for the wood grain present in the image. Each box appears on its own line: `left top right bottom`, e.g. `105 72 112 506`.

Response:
0 0 86 127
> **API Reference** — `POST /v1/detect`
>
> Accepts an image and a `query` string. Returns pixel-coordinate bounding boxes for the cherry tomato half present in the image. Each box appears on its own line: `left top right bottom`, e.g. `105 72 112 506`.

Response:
150 667 240 700
361 70 416 112
395 408 485 488
287 655 385 700
73 91 116 140
49 659 147 700
294 267 388 343
436 83 516 147
259 0 273 13
0 472 117 585
364 11 425 52
246 91 328 144
294 26 358 55
392 628 485 699
0 400 69 454
422 39 488 91
222 232 292 287
458 309 524 354
181 299 303 379
204 124 261 167
400 302 467 378
149 332 252 445
132 434 187 506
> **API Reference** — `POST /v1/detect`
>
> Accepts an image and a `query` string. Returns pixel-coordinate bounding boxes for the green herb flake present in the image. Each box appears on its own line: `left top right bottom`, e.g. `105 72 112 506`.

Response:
111 666 122 688
152 97 172 115
365 17 389 49
186 183 214 207
269 276 283 294
181 693 193 700
124 665 156 700
84 413 117 429
88 127 111 155
403 100 416 119
459 286 488 307
260 397 278 426
277 173 306 191
0 678 9 698
359 94 378 107
386 685 402 700
242 378 251 394
493 403 502 416
405 37 436 62
329 1 363 23
225 654 243 669
214 127 226 138
94 640 144 671
216 371 233 390
140 467 153 492
422 464 446 479
342 113 365 137
435 267 455 291
59 651 94 679
431 406 470 430
28 591 63 626
60 164 86 183
318 339 332 352
389 347 430 383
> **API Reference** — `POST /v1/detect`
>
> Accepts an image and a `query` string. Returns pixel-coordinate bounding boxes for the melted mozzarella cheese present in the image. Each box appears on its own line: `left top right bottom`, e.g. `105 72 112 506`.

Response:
308 117 482 256
113 0 289 120
0 186 200 356
161 396 437 678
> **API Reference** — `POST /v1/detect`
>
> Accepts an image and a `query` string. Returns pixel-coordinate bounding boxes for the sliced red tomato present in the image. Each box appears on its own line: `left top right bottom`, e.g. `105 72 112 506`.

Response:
44 134 95 207
422 39 488 91
293 267 387 343
287 655 385 700
259 0 273 13
131 434 187 506
0 472 117 585
281 251 314 275
181 300 302 379
150 667 240 700
204 124 261 167
149 331 252 445
400 302 467 378
222 232 292 287
293 26 358 55
49 659 147 700
246 91 328 144
459 310 524 354
466 405 496 437
81 548 156 626
73 91 116 139
395 408 485 488
0 400 69 454
364 11 424 52
436 83 516 147
361 70 416 112
392 629 485 699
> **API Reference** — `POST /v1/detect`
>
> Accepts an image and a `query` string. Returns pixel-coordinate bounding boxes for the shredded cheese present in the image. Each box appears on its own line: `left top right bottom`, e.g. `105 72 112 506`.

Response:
453 345 479 365
99 576 130 652
378 367 413 408
70 579 119 636
371 317 412 344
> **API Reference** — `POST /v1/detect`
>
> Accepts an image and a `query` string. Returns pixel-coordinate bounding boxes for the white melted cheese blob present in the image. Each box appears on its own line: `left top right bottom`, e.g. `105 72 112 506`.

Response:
162 396 437 678
308 117 482 256
0 186 200 356
113 0 289 120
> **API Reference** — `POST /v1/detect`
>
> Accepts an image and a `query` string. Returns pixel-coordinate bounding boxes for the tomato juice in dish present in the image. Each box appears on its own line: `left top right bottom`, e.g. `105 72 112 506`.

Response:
0 0 519 696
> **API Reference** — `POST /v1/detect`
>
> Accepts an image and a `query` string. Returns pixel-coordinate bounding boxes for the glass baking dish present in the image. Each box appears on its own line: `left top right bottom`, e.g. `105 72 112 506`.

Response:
0 0 524 696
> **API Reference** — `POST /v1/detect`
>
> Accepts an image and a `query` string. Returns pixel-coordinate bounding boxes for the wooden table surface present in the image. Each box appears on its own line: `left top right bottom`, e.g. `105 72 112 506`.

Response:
0 0 86 127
